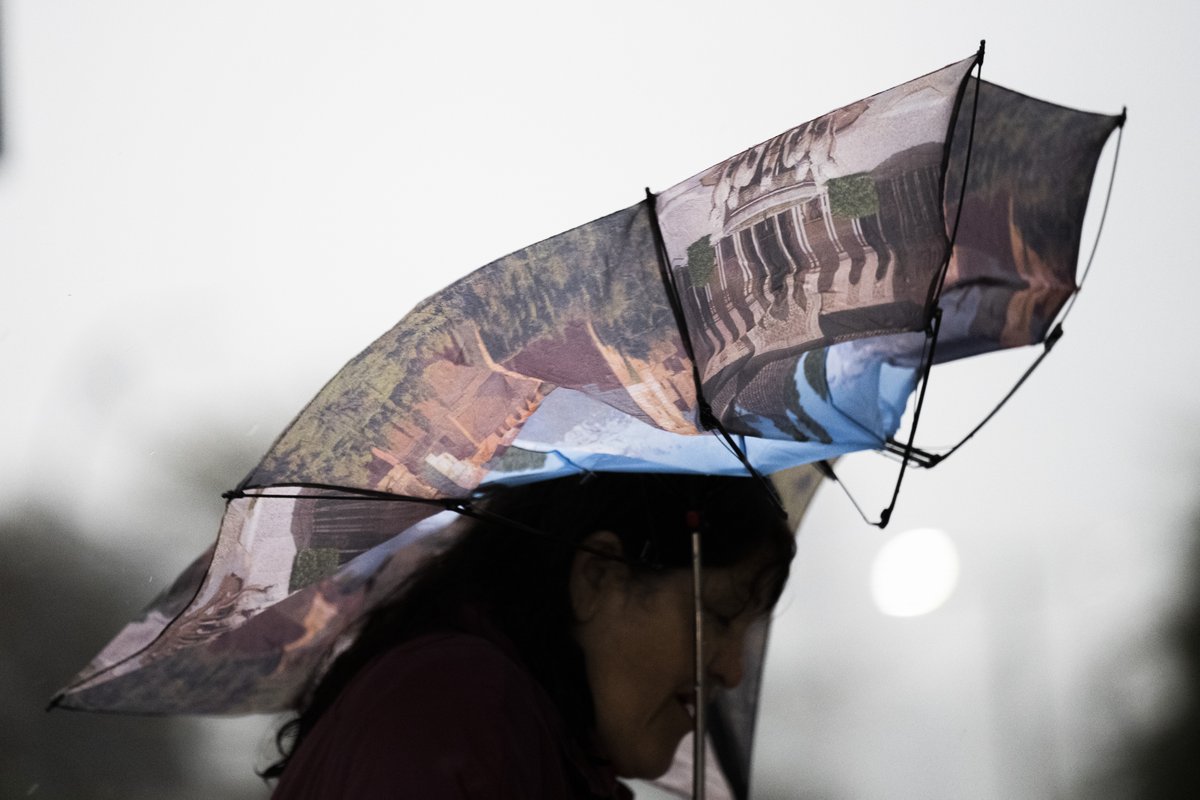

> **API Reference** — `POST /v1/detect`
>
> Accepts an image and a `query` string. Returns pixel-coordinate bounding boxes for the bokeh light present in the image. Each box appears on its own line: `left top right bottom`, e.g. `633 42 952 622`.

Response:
870 527 960 617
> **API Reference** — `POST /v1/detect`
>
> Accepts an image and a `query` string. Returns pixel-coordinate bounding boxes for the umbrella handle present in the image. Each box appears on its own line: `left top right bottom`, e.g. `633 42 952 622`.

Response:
692 529 706 800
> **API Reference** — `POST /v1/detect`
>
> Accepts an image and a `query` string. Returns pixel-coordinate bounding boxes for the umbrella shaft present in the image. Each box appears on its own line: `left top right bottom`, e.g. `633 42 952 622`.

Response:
692 530 706 800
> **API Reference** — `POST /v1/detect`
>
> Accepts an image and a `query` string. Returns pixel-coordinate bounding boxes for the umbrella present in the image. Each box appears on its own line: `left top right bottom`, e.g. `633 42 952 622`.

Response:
54 43 1123 798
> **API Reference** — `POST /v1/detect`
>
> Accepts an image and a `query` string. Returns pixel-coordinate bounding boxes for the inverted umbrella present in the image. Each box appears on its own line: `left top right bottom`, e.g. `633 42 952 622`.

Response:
55 43 1123 799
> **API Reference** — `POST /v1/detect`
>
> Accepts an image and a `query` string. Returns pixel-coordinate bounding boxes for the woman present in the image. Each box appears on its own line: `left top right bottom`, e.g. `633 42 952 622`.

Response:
267 472 795 798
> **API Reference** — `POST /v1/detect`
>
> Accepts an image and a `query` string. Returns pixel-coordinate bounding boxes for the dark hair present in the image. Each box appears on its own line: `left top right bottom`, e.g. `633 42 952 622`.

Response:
264 471 794 779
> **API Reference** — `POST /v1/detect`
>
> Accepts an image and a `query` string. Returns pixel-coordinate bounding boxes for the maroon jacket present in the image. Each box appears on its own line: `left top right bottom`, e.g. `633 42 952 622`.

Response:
272 610 632 799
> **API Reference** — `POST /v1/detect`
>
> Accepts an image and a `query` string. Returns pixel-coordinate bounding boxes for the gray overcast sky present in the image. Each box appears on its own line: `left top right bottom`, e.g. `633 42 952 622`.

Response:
2 2 1197 798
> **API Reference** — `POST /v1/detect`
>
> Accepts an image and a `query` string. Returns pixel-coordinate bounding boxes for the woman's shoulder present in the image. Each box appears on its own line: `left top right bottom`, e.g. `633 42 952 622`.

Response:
275 622 631 799
275 630 566 798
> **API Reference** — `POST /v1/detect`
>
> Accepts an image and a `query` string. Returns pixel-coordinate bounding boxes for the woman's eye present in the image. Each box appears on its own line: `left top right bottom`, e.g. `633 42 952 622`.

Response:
704 607 734 628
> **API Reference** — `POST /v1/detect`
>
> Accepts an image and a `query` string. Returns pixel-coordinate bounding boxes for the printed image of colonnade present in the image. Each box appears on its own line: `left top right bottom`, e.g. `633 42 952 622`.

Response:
679 141 949 395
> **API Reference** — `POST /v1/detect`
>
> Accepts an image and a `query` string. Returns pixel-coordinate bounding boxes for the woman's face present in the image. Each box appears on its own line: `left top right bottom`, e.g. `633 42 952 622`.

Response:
570 534 770 779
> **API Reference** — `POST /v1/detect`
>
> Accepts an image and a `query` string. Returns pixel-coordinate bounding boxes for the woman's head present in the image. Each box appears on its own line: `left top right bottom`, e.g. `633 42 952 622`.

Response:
476 471 796 778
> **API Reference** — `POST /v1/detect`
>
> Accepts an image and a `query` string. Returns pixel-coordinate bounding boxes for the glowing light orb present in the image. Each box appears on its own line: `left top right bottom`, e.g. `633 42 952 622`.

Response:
870 527 960 617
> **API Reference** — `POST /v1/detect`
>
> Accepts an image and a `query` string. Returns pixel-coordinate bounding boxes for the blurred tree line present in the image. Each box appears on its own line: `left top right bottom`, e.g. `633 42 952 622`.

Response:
0 420 272 800
0 503 268 799
1078 494 1200 799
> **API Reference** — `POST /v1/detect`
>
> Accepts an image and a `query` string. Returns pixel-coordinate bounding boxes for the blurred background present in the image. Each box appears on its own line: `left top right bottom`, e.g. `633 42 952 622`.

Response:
1 1 1197 798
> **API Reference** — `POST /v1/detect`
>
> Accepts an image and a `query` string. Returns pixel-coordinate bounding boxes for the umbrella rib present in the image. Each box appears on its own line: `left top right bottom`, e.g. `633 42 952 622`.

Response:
856 46 985 527
931 41 986 305
1057 112 1127 320
226 482 633 565
224 484 469 505
643 190 786 519
642 188 710 423
882 109 1126 469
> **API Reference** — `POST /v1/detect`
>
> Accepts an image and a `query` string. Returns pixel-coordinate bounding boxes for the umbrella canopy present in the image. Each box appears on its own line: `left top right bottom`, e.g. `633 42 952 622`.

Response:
55 44 1122 798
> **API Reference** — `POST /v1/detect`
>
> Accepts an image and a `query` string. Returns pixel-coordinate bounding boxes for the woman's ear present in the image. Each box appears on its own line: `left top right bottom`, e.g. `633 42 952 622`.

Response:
569 531 627 622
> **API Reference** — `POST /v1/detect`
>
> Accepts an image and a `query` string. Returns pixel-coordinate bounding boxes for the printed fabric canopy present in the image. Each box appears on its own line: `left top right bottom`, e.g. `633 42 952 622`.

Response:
56 45 1123 799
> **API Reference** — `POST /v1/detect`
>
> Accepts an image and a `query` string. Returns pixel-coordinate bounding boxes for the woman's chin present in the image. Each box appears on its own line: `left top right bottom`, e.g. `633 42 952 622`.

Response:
613 733 689 780
618 756 675 781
